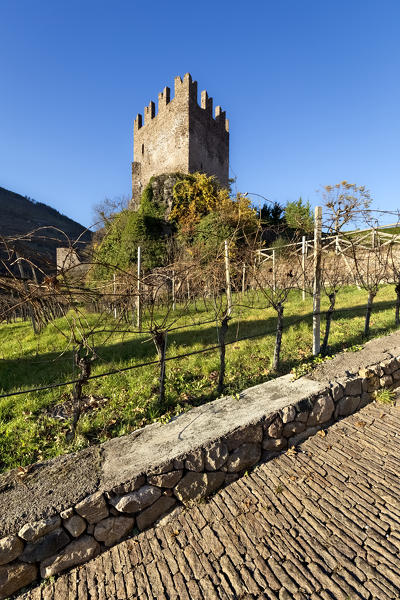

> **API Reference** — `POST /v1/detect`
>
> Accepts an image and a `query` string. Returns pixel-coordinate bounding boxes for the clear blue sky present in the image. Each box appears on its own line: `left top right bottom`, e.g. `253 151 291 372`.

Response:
0 0 399 228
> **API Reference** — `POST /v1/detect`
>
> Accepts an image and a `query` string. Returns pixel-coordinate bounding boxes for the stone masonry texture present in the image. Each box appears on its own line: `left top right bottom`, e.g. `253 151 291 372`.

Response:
131 73 229 205
18 400 400 599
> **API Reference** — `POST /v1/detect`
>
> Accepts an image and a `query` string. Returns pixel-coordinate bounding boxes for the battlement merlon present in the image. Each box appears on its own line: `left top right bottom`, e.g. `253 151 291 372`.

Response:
201 90 213 115
215 106 229 133
134 113 143 130
134 74 228 131
158 86 171 112
174 72 198 101
144 101 155 125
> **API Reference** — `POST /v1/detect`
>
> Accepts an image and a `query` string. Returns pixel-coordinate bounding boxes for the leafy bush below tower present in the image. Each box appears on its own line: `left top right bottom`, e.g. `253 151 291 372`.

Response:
91 172 260 278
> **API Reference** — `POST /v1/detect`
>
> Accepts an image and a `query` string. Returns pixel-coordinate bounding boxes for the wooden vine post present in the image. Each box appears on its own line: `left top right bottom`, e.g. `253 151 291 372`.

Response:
136 246 142 331
224 240 232 316
301 235 306 301
113 273 117 319
172 270 176 311
272 249 276 292
242 264 246 297
313 206 322 355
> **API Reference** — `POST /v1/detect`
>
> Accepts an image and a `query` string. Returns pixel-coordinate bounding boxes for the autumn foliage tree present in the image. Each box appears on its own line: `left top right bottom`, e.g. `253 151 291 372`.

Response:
169 173 258 249
169 172 221 233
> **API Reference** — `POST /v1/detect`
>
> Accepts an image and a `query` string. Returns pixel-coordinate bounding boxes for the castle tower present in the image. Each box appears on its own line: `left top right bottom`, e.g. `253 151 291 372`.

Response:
131 73 229 206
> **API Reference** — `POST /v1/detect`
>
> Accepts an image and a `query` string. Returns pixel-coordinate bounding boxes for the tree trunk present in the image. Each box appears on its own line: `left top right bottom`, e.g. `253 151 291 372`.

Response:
395 282 400 327
69 345 92 440
153 330 167 404
364 290 376 337
272 303 284 371
321 292 336 355
217 315 230 396
16 253 38 334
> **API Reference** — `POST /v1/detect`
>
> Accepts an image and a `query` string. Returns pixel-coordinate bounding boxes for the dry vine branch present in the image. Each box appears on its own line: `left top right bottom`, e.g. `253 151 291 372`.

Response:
320 248 351 355
253 245 303 371
349 240 391 337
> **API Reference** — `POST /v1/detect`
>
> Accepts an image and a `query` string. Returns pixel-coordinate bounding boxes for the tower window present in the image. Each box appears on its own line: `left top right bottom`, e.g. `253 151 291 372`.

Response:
141 144 145 155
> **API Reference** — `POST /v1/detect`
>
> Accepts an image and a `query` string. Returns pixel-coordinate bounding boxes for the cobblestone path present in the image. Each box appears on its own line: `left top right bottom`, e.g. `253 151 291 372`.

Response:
20 402 400 599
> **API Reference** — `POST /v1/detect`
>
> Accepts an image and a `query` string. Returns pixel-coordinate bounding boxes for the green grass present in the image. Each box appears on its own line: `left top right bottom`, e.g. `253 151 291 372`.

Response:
375 388 396 405
0 284 398 472
377 226 400 236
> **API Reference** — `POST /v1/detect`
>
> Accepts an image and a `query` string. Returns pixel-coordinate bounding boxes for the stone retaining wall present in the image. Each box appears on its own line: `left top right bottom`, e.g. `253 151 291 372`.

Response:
1 333 400 598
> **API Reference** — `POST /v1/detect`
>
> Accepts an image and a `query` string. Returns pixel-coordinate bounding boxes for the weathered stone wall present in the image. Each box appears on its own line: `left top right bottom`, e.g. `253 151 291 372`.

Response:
131 73 229 204
2 332 400 598
56 248 80 273
131 172 185 217
188 95 229 188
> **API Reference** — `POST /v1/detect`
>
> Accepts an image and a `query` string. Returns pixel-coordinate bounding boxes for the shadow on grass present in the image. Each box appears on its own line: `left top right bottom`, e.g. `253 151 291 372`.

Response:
0 299 398 395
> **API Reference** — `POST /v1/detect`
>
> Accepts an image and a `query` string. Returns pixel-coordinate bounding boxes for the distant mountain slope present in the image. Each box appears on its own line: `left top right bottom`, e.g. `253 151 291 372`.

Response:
0 186 91 239
0 186 92 273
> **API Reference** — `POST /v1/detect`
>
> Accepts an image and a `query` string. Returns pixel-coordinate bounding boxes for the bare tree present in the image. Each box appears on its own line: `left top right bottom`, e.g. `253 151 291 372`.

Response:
92 195 130 230
321 181 372 234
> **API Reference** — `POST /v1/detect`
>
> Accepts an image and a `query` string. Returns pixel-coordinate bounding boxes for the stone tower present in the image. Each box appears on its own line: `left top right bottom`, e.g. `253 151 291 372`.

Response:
131 73 229 206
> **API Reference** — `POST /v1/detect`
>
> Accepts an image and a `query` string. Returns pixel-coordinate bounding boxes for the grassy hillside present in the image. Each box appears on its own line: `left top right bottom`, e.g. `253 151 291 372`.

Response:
0 284 398 473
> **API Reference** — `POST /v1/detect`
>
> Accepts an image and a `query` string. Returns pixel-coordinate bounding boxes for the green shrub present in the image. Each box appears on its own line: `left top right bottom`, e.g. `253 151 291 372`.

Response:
194 212 235 256
91 183 168 277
